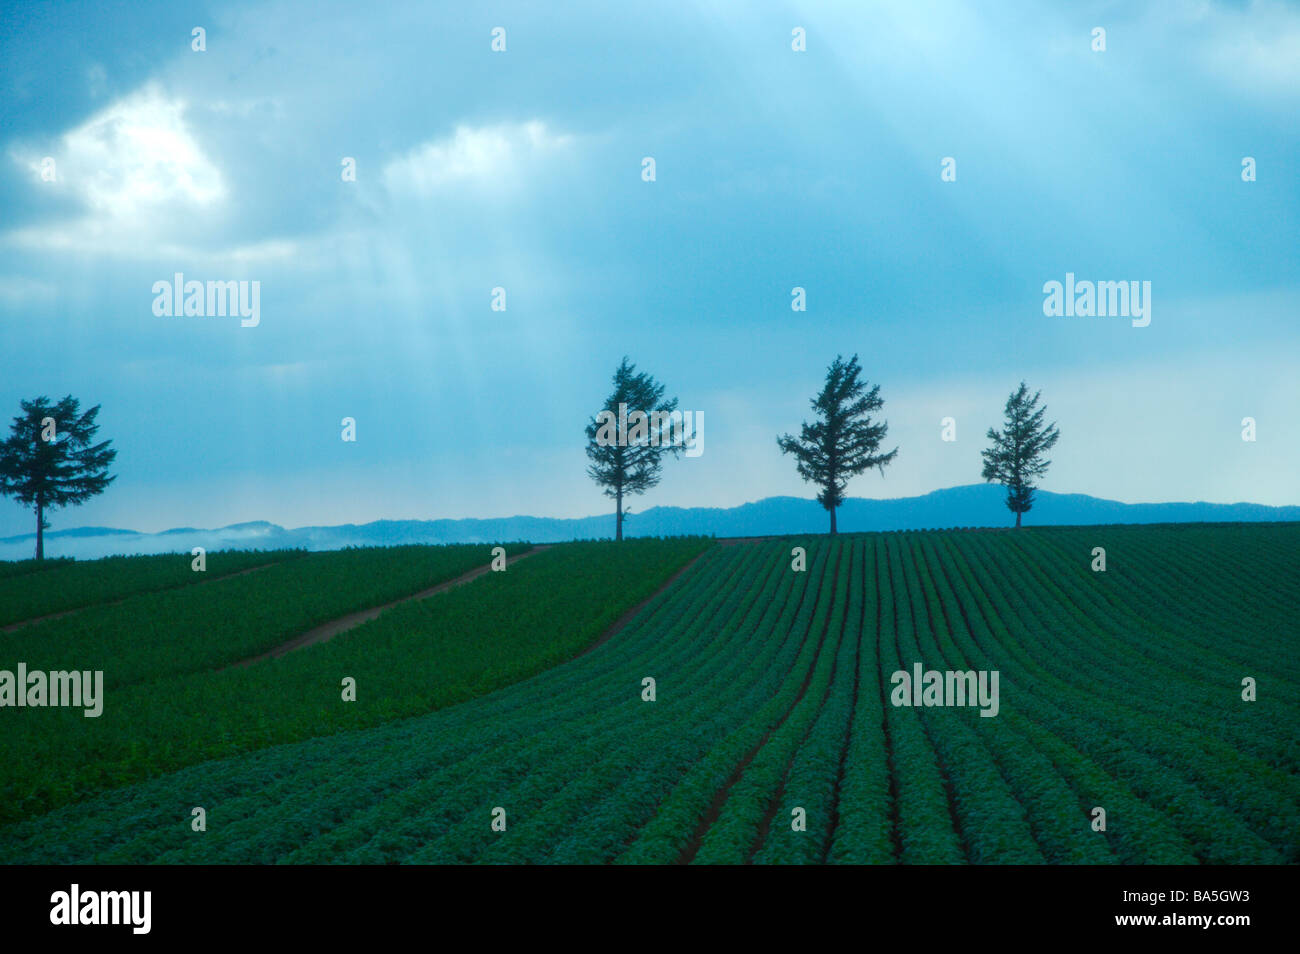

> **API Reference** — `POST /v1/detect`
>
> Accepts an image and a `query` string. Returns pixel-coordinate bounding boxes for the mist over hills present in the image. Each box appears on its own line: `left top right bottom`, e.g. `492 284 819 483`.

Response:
3 484 1298 561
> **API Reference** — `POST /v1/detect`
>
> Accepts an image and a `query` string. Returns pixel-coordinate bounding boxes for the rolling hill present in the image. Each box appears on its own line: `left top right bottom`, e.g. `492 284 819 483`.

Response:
3 484 1299 560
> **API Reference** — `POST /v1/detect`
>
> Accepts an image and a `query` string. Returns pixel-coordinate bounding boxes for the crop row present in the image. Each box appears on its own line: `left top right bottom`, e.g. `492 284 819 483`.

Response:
1 525 1295 863
0 539 740 861
753 537 871 864
17 541 804 862
616 540 840 863
1001 530 1299 770
930 531 1293 862
0 549 295 627
694 539 857 864
0 556 74 579
963 529 1298 836
0 538 708 830
0 543 525 690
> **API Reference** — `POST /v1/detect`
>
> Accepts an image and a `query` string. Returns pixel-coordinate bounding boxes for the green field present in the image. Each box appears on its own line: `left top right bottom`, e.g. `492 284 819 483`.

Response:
0 549 296 627
0 525 1296 864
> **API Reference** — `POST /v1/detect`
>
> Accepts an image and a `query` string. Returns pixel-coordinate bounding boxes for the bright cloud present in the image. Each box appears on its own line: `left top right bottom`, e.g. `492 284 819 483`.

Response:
6 84 226 254
382 121 575 196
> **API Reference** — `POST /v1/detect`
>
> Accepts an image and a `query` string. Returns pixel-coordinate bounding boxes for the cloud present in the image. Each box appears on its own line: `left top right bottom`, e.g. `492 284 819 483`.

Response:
1184 0 1300 96
86 64 107 99
381 120 575 196
5 83 227 256
0 276 57 305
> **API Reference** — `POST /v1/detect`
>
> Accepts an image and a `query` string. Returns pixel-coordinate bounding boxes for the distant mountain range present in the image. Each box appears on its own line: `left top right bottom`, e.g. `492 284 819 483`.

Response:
3 484 1298 560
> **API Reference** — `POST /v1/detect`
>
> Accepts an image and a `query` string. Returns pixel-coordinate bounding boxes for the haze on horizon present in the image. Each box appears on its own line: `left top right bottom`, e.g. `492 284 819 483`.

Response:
2 0 1297 538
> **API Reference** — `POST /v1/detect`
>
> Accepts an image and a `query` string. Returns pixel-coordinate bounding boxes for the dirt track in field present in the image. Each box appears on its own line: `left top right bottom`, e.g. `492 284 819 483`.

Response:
574 548 712 660
717 536 779 546
224 545 552 669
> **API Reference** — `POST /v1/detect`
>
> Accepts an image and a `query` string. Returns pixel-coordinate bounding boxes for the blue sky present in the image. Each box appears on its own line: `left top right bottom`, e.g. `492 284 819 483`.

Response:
1 0 1297 536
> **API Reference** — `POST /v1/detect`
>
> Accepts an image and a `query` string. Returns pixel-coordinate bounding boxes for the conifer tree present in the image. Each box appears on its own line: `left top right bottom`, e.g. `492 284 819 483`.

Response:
0 396 117 559
778 354 897 534
981 382 1060 528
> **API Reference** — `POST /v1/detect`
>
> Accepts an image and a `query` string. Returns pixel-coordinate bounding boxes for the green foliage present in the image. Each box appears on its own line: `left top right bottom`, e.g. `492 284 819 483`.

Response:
0 557 74 579
585 357 680 540
0 549 292 627
778 355 897 533
0 545 516 692
0 526 1295 864
981 382 1060 525
693 538 856 864
0 538 705 825
0 395 117 559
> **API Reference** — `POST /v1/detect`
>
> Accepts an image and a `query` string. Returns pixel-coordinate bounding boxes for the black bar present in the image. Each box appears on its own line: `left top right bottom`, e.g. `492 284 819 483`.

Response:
1 864 1288 941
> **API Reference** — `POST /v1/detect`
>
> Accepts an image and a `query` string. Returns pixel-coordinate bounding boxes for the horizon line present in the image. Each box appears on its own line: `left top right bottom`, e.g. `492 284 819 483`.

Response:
5 482 1300 543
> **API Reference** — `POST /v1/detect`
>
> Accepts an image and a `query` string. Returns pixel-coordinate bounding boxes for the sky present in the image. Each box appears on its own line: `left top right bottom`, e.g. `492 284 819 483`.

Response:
1 0 1297 537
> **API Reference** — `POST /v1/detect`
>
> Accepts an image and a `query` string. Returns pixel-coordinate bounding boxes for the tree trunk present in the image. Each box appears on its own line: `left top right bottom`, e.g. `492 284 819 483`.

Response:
615 488 623 541
829 506 837 535
1015 510 1022 529
35 499 44 560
